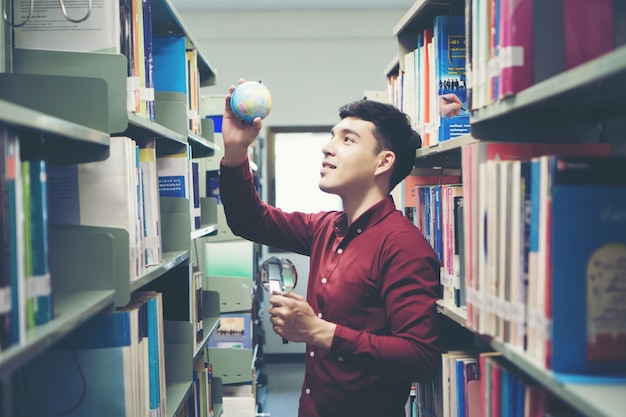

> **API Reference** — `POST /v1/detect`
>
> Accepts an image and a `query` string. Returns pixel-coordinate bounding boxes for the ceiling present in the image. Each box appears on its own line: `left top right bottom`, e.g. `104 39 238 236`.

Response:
171 0 415 11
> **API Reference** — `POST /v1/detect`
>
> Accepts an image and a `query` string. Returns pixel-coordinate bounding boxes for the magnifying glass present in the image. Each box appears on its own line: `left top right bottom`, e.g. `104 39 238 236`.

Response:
259 256 298 344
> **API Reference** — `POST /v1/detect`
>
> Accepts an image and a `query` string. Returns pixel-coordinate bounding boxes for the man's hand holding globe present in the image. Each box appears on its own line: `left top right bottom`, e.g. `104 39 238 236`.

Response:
222 79 272 166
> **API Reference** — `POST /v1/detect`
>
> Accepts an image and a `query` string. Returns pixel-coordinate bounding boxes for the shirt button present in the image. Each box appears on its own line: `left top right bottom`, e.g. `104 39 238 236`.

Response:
305 388 311 395
321 277 327 284
317 312 323 318
338 356 344 362
309 351 315 357
357 228 362 233
337 248 343 254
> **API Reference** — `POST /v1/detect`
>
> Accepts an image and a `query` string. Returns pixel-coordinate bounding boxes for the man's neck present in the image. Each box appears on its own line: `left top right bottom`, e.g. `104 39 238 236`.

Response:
342 189 388 225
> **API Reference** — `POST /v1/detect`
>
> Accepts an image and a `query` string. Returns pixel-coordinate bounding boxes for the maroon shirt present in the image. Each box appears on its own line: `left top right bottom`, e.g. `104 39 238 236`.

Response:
219 159 440 417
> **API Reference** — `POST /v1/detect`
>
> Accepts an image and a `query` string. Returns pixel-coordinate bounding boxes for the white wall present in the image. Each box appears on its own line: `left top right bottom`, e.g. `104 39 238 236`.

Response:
179 9 406 354
180 10 404 126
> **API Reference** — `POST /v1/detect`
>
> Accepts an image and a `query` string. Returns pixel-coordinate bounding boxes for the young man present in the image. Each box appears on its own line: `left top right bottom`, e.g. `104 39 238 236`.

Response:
219 80 440 417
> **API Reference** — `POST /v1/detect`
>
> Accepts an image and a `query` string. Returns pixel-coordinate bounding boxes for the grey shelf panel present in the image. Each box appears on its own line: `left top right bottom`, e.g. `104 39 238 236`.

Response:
471 45 626 142
0 290 115 375
437 299 626 417
485 337 626 417
414 134 476 168
191 224 218 240
0 98 109 164
166 382 193 417
189 131 217 159
435 300 467 328
151 0 216 86
124 112 188 157
436 301 626 417
130 250 190 293
209 347 255 385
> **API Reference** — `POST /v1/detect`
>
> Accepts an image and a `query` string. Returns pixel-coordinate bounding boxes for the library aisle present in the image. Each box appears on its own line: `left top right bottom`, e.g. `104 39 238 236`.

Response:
261 362 303 417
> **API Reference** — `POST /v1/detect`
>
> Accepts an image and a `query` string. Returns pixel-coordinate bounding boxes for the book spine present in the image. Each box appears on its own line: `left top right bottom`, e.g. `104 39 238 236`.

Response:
434 15 471 141
28 160 52 326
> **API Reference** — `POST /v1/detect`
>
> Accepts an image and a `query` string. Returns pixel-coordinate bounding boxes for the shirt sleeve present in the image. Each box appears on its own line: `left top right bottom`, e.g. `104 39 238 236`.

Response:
218 158 313 255
330 230 441 382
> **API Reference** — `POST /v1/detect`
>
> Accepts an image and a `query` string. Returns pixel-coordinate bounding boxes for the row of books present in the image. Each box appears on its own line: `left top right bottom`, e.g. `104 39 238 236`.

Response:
0 129 53 349
467 0 622 110
20 290 167 416
48 136 163 281
148 264 206 352
408 349 582 417
389 14 470 146
462 141 626 374
11 0 203 134
402 172 465 308
185 359 215 417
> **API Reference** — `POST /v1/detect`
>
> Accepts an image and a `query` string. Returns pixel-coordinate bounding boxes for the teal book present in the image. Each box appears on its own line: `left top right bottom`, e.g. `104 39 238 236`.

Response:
548 155 626 374
28 160 53 325
433 14 470 141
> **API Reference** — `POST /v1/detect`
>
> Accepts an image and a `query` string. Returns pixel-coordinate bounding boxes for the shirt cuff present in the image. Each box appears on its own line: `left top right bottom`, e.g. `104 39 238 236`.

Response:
330 324 360 352
220 157 252 180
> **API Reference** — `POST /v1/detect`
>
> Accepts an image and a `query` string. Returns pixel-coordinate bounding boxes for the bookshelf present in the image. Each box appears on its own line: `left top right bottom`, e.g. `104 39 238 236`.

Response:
393 2 626 417
0 0 228 415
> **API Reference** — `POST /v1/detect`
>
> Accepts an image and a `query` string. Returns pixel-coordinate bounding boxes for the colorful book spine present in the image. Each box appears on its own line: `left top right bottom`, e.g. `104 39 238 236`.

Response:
6 134 26 346
0 130 12 348
433 15 470 141
498 0 533 99
142 0 155 120
28 160 52 326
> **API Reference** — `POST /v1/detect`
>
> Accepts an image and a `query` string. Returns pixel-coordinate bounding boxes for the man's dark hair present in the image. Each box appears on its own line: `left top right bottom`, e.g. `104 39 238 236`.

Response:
338 100 421 190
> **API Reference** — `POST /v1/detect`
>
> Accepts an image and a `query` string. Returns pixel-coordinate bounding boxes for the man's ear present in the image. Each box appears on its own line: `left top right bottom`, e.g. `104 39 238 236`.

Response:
375 150 395 176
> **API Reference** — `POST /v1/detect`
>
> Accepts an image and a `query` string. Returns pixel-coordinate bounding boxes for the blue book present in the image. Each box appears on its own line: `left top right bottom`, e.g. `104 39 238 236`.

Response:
433 15 470 142
134 291 163 414
548 155 626 374
152 36 187 94
455 359 466 417
20 310 137 415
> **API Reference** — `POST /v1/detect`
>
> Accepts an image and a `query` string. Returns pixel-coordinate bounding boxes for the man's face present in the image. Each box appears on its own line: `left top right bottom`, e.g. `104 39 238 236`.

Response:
319 117 383 199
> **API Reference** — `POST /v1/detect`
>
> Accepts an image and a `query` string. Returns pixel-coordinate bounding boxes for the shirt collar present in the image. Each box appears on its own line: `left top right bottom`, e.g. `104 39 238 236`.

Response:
333 195 397 237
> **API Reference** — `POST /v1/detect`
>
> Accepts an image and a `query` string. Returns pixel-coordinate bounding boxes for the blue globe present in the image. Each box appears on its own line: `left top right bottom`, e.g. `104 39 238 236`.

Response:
230 81 272 123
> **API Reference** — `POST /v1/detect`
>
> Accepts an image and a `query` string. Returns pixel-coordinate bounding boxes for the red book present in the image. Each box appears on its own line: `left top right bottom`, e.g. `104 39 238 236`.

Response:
498 0 534 98
563 0 614 70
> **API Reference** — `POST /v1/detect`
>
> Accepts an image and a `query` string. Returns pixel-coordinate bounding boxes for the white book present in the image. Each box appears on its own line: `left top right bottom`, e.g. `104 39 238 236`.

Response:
139 141 162 266
47 136 141 281
156 148 190 199
12 0 121 53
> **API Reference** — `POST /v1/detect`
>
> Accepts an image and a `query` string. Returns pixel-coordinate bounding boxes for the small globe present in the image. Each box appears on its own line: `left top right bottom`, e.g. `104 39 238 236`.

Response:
230 81 272 123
